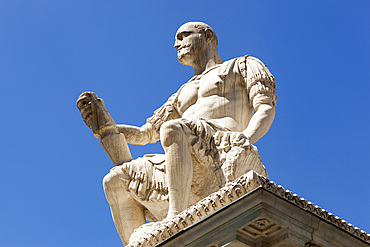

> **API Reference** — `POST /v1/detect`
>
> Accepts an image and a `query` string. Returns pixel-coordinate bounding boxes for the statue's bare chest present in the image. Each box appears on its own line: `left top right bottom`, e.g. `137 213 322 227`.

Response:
177 80 199 115
177 68 232 115
197 69 226 97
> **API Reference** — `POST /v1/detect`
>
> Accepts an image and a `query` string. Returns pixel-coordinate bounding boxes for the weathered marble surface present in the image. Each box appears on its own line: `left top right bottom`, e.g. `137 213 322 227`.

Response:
127 171 370 247
77 21 276 245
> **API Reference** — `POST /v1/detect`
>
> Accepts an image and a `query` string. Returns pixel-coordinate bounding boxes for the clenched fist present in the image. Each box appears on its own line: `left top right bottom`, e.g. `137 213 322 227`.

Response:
77 92 118 139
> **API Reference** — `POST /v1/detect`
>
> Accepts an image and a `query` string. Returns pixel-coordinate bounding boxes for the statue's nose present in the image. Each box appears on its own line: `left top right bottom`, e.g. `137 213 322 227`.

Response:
174 40 180 49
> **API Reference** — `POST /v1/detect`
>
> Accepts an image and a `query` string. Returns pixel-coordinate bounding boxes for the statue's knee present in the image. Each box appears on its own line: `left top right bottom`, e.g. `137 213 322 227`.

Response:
102 170 121 192
103 169 131 204
160 120 185 147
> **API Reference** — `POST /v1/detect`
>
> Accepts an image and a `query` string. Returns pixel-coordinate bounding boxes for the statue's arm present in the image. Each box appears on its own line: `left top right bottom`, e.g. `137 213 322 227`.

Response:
242 101 275 144
116 91 180 146
76 91 134 165
116 123 159 145
216 56 277 147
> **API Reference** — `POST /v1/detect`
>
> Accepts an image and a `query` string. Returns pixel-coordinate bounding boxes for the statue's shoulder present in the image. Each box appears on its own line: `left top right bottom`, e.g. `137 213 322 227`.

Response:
237 55 271 73
218 56 240 78
236 55 275 84
218 55 271 78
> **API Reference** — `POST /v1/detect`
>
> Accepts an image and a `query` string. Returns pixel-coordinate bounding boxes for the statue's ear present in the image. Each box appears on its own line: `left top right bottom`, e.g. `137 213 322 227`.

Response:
205 29 213 43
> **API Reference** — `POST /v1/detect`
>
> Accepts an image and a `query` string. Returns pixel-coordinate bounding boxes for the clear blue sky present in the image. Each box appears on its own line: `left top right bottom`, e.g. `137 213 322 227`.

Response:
1 1 369 246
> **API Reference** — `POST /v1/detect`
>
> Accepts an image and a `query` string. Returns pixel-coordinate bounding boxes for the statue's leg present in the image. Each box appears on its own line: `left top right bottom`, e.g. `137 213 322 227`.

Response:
103 169 146 245
160 120 193 218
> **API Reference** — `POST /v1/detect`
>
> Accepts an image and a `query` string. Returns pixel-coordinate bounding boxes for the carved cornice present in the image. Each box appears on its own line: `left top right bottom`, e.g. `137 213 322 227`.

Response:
127 171 370 246
261 179 370 243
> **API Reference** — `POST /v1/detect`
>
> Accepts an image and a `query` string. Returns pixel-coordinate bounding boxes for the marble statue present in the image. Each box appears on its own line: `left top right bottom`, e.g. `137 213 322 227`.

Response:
77 21 276 245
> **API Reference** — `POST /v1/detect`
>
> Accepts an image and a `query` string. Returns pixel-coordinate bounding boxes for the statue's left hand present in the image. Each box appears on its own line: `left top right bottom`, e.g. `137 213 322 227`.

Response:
214 131 250 152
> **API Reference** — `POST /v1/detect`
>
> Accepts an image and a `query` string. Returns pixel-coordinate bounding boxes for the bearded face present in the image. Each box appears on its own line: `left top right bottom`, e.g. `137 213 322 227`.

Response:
174 23 207 67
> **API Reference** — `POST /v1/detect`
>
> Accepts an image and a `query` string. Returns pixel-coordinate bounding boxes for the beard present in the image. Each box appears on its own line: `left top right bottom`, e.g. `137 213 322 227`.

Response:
177 43 206 66
177 45 192 65
176 37 207 66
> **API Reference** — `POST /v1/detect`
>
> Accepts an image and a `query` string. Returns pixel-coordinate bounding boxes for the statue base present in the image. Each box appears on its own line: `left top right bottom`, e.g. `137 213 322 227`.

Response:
126 171 370 247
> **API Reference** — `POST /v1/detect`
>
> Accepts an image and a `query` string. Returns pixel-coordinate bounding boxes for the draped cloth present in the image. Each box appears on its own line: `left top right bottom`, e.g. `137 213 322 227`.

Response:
110 55 274 220
111 118 268 203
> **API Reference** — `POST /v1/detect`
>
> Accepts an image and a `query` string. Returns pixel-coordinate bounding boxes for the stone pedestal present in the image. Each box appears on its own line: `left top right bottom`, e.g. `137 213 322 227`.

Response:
157 187 369 247
128 172 369 247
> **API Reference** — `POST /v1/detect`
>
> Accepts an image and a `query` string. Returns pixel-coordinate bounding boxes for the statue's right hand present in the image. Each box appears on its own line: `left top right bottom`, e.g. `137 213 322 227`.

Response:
77 91 118 139
77 92 101 134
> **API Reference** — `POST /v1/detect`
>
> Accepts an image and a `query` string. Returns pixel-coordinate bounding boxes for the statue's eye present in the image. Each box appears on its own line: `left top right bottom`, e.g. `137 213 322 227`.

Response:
177 32 192 41
182 32 191 39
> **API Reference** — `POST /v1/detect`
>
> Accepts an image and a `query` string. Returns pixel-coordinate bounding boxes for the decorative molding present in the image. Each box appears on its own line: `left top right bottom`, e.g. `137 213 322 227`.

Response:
304 241 322 247
253 218 271 230
126 171 370 246
240 216 283 240
262 179 370 244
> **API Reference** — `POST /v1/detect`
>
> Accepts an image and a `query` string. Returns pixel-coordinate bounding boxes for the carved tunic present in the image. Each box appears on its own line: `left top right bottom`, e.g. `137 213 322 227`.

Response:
112 55 276 218
147 55 276 136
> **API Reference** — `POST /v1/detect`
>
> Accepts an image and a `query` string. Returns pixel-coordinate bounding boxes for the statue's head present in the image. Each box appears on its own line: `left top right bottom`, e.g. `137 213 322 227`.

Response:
174 22 218 66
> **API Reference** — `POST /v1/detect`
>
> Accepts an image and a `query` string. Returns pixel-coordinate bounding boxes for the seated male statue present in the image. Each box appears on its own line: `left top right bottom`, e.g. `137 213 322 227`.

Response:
77 21 276 245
